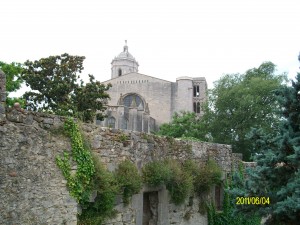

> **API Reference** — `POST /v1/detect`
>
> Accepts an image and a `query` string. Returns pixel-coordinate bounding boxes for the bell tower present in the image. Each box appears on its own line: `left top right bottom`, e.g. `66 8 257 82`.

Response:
111 41 139 79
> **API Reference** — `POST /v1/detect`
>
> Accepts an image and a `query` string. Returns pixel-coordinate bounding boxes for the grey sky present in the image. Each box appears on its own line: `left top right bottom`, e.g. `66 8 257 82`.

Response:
1 0 299 93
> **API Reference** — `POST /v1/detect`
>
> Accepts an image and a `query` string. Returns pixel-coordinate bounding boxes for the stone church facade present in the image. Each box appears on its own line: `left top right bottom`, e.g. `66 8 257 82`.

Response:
98 41 207 132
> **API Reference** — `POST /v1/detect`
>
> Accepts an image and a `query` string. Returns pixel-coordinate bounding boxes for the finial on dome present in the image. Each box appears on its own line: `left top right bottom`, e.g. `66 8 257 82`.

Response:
123 40 128 52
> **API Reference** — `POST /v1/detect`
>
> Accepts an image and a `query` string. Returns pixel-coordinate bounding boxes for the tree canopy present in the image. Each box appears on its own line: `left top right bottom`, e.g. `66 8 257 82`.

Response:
202 61 287 160
158 62 287 160
231 73 300 225
21 53 111 122
0 61 25 107
157 111 206 140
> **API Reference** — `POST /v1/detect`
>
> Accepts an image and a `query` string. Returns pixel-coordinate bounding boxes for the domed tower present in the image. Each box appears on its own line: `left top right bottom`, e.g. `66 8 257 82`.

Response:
111 40 139 79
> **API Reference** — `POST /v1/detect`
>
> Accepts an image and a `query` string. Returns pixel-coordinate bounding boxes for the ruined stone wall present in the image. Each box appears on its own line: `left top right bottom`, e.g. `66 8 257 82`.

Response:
0 70 6 124
81 123 237 225
1 97 241 225
1 109 78 225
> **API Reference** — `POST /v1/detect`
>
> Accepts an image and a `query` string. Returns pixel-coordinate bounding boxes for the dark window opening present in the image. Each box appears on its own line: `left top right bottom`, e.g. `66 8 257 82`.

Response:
193 85 200 97
108 117 116 128
123 94 144 109
143 192 158 225
215 185 222 211
118 69 122 76
193 102 200 113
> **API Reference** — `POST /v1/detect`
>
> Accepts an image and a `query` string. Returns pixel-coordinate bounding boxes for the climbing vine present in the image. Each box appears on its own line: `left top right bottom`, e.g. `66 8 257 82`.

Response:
56 118 95 204
56 120 233 223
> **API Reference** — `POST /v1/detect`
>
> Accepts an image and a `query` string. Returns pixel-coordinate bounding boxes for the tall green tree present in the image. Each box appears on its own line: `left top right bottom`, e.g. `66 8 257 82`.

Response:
157 111 206 139
158 62 286 160
231 73 300 225
0 61 25 107
202 62 286 160
22 53 111 122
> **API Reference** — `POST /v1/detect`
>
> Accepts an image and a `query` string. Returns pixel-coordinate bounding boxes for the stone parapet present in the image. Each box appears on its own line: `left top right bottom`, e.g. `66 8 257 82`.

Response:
0 70 6 124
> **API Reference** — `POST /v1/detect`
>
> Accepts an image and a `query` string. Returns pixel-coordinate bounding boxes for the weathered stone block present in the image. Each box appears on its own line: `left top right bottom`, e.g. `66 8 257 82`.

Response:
24 114 34 125
123 213 132 222
43 118 54 124
0 91 6 102
6 110 25 123
0 103 5 114
92 135 102 149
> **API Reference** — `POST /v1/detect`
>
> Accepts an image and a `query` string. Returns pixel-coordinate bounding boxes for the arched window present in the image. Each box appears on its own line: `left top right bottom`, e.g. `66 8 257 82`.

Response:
123 94 144 109
108 117 116 128
193 85 200 97
197 102 200 113
118 68 122 76
193 102 200 113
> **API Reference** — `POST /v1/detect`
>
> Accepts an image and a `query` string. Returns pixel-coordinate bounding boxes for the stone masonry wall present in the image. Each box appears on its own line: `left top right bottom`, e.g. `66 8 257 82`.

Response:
1 104 240 225
0 70 6 124
1 109 78 225
81 123 236 225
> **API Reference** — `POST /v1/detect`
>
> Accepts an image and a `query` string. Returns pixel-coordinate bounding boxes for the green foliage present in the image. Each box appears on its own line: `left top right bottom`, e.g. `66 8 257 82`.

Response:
142 160 172 186
143 159 221 205
207 171 261 225
231 73 300 225
115 160 143 204
201 62 287 160
56 118 95 203
157 111 205 140
0 61 25 107
79 154 118 224
73 74 111 122
194 160 222 195
166 160 194 205
21 53 111 122
158 62 287 161
114 133 129 143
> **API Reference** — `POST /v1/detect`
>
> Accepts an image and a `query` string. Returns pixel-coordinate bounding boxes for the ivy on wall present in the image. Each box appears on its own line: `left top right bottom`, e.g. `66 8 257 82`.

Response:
56 118 95 204
56 119 142 224
56 120 228 224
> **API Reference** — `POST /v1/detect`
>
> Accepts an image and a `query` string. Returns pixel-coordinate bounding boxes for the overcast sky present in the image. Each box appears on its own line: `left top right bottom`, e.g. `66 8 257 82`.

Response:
1 0 299 94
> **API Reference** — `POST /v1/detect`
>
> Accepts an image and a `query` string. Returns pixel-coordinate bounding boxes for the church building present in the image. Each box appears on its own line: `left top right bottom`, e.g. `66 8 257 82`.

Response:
98 41 207 132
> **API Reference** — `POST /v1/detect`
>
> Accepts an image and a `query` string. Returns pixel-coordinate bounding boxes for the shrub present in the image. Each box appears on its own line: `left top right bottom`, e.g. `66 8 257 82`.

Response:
78 154 119 224
142 159 194 205
194 159 222 195
142 160 172 186
166 160 194 205
115 160 143 204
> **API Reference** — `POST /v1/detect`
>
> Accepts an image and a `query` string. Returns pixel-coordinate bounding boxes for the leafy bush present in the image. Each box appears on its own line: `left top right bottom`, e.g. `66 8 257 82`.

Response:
115 160 143 204
207 179 261 225
194 159 222 196
142 160 172 186
142 159 194 205
78 154 119 224
166 160 194 204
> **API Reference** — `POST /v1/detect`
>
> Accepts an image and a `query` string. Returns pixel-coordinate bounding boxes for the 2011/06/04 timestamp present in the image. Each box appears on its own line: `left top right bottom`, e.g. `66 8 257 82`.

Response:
236 197 270 205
